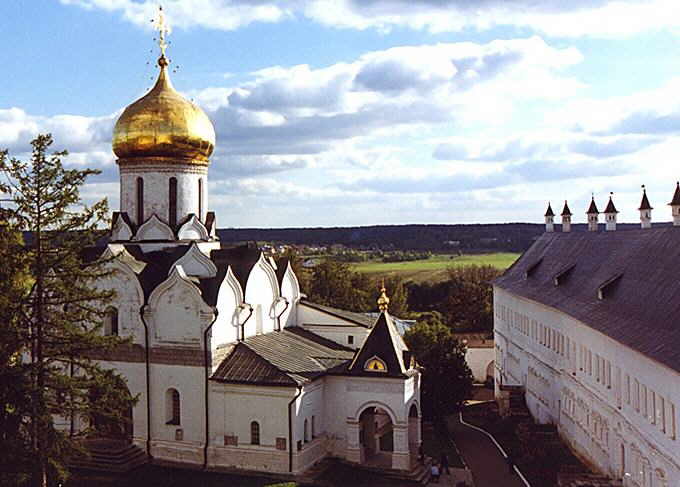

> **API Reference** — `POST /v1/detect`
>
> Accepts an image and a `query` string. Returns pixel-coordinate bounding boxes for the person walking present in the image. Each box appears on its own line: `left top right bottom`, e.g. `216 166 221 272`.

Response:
440 452 451 475
506 454 515 474
431 462 440 483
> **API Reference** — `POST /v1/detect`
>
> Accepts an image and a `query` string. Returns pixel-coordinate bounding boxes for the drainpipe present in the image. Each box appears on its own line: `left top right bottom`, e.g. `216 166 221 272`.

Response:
139 305 153 459
202 309 219 470
288 386 303 473
275 297 289 332
238 303 253 341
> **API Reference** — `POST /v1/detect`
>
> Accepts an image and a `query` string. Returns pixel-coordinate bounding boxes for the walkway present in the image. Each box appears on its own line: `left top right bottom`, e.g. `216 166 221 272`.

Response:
447 412 527 487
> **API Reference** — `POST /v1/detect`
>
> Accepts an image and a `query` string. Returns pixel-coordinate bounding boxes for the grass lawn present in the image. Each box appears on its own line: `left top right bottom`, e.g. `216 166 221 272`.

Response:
350 253 519 283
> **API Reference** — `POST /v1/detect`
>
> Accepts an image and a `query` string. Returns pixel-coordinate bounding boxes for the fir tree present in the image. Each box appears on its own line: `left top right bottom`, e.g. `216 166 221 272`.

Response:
0 134 136 487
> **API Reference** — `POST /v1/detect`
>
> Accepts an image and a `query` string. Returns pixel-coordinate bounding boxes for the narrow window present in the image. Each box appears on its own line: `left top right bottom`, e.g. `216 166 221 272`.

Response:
136 177 144 224
250 421 260 445
312 416 316 438
169 177 177 227
166 388 180 425
104 307 119 336
304 419 309 443
348 335 354 345
198 178 203 219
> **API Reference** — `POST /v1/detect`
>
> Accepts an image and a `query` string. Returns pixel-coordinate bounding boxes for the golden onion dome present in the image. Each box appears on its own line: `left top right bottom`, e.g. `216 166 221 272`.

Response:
112 56 215 163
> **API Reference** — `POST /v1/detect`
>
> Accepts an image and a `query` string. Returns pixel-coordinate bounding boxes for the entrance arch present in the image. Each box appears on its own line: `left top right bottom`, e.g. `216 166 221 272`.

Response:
358 406 394 468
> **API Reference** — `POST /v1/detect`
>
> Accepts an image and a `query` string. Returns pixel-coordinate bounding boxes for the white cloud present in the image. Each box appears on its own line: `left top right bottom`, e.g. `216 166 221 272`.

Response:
61 0 680 38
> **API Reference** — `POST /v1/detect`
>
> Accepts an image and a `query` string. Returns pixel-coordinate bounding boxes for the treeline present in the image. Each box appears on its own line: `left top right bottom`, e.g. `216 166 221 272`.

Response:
218 222 544 252
301 257 500 333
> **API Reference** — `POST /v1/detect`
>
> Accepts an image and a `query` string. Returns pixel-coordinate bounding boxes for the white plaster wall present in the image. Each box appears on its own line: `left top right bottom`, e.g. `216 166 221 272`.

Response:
279 270 300 329
494 287 680 485
244 262 278 337
120 168 207 226
466 347 495 383
301 324 369 349
211 278 240 349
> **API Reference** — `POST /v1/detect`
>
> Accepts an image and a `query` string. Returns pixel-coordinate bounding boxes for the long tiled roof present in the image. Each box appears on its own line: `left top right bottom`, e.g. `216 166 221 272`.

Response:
211 327 356 386
494 227 680 373
299 299 375 328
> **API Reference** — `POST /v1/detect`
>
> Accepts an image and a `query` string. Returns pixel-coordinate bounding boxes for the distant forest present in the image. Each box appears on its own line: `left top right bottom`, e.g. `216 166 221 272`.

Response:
216 222 653 253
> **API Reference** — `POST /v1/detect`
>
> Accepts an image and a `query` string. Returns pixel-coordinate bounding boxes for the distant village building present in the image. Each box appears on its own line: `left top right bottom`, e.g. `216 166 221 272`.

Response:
72 32 422 479
494 190 680 486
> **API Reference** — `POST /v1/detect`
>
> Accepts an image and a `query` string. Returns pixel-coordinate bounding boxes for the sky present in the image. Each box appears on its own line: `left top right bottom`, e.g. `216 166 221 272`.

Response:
2 0 680 228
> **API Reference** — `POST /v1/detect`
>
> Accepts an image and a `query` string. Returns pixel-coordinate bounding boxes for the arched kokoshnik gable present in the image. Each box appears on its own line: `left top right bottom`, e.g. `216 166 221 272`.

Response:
203 265 246 357
145 265 215 345
135 214 175 242
172 242 217 279
243 253 281 337
275 259 301 330
177 214 210 241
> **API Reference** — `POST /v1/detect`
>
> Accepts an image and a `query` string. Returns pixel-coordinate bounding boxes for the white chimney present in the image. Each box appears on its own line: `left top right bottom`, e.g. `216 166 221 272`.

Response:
639 185 652 229
545 202 555 233
561 201 572 233
586 196 599 232
604 193 618 231
670 182 680 226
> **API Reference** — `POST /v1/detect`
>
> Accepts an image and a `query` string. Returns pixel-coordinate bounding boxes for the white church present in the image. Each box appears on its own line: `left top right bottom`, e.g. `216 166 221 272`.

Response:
77 39 422 477
494 191 680 487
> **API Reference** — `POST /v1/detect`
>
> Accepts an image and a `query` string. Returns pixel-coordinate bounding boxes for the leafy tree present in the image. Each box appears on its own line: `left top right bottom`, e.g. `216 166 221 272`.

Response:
0 134 135 487
307 259 373 312
443 265 500 332
404 315 473 419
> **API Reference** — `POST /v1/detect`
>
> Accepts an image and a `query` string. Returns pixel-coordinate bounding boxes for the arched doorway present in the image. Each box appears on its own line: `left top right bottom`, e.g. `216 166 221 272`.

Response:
408 404 420 466
358 406 394 468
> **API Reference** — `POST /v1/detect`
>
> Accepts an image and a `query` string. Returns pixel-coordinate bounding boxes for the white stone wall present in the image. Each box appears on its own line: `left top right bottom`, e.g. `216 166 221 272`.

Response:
297 304 370 348
494 286 680 485
465 347 495 383
244 259 279 336
120 165 208 226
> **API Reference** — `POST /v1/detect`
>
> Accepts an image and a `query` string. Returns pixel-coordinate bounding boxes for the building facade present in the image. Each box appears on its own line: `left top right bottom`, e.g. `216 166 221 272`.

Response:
494 196 680 487
76 42 421 477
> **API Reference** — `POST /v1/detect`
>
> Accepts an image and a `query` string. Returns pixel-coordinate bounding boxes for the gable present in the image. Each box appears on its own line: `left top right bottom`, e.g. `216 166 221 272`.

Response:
136 214 175 241
172 242 217 278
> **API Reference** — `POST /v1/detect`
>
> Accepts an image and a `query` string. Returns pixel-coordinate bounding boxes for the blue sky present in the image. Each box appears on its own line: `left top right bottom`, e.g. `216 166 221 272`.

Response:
3 0 680 227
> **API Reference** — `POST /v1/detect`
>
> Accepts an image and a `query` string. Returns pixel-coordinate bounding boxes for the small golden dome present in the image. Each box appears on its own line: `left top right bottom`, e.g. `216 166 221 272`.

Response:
113 57 215 163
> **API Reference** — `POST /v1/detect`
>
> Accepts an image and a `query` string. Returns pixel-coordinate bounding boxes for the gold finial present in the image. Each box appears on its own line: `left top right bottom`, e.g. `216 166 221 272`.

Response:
154 5 171 66
377 279 390 312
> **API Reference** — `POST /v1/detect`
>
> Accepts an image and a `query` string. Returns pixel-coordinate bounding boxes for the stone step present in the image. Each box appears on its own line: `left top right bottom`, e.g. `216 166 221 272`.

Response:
69 443 148 473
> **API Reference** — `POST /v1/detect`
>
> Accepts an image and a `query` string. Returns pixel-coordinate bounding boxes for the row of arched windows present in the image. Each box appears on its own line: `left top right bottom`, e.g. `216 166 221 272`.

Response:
135 176 204 226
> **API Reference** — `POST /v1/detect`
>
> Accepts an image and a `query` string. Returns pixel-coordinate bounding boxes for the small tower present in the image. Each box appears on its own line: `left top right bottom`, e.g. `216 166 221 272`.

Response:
561 201 572 233
587 195 600 232
669 182 680 226
639 185 653 229
604 193 618 231
544 202 555 233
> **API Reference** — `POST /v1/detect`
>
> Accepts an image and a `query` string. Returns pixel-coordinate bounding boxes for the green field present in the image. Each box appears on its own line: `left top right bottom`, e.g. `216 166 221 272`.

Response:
350 252 519 283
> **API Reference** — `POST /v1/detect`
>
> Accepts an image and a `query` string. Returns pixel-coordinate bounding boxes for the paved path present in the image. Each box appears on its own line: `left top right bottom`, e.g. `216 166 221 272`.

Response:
447 412 527 487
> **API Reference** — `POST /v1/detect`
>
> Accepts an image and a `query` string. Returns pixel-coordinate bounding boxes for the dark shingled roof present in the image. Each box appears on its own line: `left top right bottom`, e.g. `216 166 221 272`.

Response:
210 245 261 290
587 197 599 214
348 312 410 378
211 327 356 385
274 257 290 286
639 189 653 211
669 182 680 206
300 299 375 328
604 196 618 214
494 227 680 374
561 201 572 216
545 203 555 217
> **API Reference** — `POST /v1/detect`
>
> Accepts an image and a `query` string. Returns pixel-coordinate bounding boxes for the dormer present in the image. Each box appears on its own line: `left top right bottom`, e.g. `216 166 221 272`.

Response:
524 257 543 279
597 273 623 300
553 263 575 286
